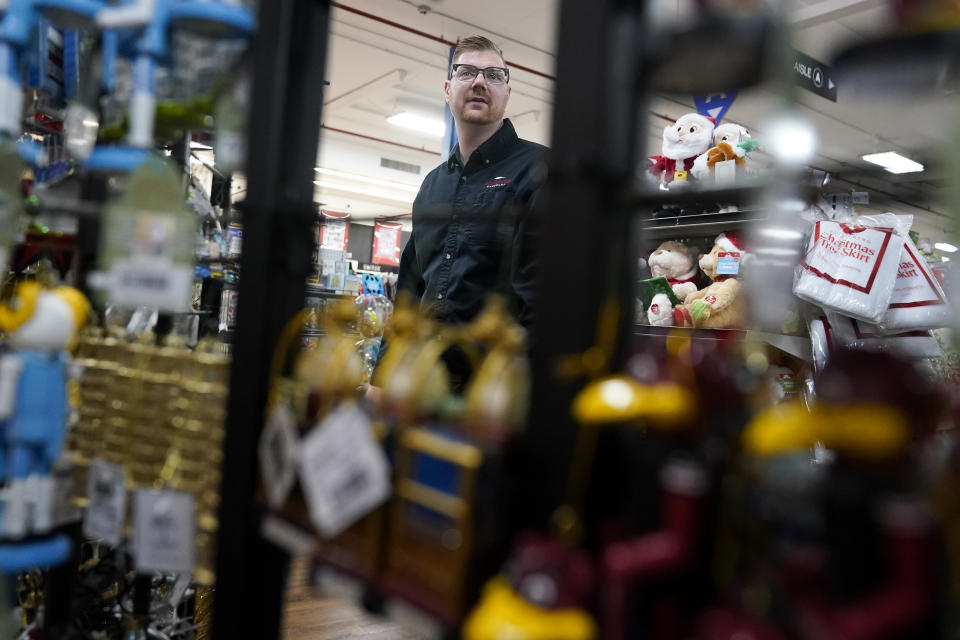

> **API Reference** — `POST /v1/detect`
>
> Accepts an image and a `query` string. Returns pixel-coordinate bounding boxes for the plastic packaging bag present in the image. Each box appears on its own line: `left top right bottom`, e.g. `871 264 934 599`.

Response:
793 214 911 323
808 310 942 369
873 236 951 333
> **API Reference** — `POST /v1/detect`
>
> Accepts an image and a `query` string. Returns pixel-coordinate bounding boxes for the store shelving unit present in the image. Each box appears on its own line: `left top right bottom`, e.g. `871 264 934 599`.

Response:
210 0 332 639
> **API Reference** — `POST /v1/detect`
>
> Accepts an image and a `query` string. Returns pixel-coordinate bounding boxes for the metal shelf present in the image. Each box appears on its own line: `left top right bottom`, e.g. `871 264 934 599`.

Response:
304 284 355 298
633 324 812 361
641 208 769 241
625 183 770 208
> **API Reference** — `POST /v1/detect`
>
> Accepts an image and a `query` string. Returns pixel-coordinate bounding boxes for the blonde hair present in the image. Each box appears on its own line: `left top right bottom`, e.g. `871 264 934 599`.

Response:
450 36 505 76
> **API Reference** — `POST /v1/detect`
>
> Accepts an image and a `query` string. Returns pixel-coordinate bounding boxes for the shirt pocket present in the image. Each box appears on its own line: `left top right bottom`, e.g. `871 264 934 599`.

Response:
465 187 516 249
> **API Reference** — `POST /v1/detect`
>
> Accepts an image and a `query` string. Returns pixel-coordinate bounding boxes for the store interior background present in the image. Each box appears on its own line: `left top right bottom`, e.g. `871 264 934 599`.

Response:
245 0 959 248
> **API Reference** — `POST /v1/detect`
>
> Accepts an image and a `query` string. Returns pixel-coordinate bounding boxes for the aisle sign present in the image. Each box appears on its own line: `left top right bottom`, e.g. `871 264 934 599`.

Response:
792 50 837 101
693 92 738 124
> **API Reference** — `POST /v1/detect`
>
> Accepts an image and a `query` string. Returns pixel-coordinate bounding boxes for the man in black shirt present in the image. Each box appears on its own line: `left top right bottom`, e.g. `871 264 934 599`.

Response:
397 35 547 328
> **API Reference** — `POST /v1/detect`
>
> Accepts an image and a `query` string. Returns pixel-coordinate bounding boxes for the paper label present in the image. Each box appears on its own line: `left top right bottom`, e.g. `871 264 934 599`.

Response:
297 402 390 538
259 404 300 508
800 221 894 294
716 251 741 275
133 490 196 574
705 295 717 304
83 459 127 546
673 170 688 182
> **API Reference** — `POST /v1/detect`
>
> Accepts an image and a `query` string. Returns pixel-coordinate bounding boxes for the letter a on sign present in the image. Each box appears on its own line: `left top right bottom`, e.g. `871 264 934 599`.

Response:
694 92 738 124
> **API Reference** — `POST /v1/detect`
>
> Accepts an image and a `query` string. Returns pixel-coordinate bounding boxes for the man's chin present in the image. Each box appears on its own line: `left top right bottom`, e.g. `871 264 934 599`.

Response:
459 111 496 125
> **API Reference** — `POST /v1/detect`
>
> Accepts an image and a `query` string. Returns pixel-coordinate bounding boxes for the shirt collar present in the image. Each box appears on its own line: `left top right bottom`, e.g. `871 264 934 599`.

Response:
446 118 518 172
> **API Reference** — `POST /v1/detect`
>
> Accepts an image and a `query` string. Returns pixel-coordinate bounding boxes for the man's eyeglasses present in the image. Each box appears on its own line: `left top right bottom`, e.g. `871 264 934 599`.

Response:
451 64 510 85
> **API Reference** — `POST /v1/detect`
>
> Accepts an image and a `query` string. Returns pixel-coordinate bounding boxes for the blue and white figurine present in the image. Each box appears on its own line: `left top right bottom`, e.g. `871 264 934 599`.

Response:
0 282 88 570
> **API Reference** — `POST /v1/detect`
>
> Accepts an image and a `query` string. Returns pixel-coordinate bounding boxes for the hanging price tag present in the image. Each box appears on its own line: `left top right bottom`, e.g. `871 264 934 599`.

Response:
83 459 127 547
106 260 195 312
133 490 195 574
259 404 300 508
716 251 741 275
297 402 390 538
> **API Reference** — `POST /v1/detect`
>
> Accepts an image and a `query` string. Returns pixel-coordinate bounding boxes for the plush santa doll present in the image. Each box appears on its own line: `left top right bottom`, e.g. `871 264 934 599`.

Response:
649 113 716 184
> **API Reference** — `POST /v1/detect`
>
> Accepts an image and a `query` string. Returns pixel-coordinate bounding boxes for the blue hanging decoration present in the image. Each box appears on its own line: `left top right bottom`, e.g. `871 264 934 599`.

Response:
693 92 737 124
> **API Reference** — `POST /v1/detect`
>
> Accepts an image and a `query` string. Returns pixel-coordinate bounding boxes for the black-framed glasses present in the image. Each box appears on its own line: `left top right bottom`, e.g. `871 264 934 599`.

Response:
451 64 510 85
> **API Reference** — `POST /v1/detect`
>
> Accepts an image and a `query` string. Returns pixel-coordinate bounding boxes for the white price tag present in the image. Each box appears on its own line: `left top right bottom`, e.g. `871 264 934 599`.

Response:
297 402 390 538
133 490 195 574
83 459 127 546
258 404 299 508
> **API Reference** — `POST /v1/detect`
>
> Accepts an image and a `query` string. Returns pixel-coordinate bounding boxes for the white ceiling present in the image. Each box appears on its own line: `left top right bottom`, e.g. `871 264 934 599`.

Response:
315 0 958 242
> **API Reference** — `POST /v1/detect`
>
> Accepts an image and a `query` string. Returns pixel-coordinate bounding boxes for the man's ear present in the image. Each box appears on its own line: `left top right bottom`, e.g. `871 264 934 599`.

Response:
443 79 451 104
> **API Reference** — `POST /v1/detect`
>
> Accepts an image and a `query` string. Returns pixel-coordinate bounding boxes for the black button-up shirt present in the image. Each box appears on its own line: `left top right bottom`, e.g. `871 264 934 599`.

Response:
397 119 548 327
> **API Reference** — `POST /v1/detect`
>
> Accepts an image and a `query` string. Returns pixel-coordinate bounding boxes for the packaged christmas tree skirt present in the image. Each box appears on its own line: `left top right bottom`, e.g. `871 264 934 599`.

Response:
793 214 910 323
873 236 951 333
808 309 942 372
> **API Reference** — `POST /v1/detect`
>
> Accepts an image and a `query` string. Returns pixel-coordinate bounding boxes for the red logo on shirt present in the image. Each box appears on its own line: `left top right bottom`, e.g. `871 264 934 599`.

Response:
484 177 511 188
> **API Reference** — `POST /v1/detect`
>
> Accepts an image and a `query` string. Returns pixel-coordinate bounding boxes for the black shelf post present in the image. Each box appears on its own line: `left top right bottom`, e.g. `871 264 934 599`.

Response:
521 0 648 527
211 1 331 639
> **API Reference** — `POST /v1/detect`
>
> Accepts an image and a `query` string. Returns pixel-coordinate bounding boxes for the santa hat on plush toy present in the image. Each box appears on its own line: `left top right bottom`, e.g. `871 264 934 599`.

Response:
715 232 746 254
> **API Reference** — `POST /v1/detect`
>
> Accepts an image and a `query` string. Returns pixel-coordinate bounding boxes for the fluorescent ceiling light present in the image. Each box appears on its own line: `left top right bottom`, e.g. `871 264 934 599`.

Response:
314 167 419 193
313 180 414 204
935 242 958 253
386 111 445 137
190 141 212 150
861 151 924 174
942 256 951 263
